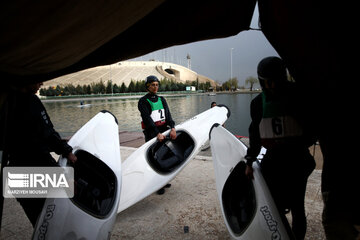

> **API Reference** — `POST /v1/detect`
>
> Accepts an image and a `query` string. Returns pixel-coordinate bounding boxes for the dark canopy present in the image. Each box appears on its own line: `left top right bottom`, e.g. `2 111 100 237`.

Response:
0 0 256 84
0 0 350 95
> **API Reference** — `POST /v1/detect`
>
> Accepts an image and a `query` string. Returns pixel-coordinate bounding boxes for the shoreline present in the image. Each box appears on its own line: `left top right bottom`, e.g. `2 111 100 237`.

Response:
40 90 262 103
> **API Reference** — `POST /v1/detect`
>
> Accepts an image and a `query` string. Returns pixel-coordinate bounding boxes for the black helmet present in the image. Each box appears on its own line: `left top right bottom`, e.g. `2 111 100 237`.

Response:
257 56 287 88
145 75 160 89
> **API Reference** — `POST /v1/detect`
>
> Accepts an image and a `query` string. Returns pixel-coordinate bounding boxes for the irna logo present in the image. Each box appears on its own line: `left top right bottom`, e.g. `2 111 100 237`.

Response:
7 172 69 188
3 167 74 198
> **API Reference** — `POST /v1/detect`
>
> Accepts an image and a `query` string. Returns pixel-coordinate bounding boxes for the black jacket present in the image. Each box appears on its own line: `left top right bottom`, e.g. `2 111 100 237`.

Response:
246 93 263 162
138 93 175 141
245 91 316 166
8 92 72 166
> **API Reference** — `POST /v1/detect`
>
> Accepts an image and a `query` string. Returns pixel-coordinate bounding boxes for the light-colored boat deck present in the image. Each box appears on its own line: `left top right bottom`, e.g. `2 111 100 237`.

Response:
0 132 325 239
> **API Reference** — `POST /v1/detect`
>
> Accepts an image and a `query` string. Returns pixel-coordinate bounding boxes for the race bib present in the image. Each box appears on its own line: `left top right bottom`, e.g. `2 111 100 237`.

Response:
259 115 303 139
150 109 165 123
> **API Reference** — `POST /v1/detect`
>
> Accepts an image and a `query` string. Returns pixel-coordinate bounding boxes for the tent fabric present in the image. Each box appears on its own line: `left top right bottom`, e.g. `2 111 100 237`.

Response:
258 0 345 90
259 0 358 219
0 0 256 85
0 0 165 79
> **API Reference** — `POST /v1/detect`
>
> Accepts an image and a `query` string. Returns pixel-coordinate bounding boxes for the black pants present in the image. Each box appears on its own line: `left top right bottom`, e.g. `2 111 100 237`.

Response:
9 153 57 227
260 148 315 239
16 197 45 227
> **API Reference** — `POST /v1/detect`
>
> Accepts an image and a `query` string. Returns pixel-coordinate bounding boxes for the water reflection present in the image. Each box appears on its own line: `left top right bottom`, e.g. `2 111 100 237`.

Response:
43 93 257 138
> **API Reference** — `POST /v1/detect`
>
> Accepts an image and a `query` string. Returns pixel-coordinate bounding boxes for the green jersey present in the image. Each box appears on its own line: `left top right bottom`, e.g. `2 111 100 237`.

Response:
141 98 166 129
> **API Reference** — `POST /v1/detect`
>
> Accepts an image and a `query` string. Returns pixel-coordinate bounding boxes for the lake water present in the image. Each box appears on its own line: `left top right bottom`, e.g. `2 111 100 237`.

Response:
43 93 258 138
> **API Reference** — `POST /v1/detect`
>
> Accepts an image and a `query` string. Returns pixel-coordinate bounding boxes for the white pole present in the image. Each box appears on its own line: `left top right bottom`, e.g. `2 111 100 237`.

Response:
230 48 234 80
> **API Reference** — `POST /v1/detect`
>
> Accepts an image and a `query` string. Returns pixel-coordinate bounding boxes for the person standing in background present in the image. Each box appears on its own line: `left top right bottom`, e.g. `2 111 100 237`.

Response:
138 75 176 194
244 57 316 239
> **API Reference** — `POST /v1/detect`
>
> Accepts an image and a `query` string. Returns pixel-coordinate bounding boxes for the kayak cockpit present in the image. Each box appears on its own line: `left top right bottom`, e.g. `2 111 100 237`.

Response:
147 131 195 174
222 161 256 235
71 150 117 218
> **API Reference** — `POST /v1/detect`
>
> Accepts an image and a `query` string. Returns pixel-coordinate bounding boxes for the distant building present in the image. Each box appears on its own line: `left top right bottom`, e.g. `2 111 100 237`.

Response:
42 61 216 89
186 86 196 91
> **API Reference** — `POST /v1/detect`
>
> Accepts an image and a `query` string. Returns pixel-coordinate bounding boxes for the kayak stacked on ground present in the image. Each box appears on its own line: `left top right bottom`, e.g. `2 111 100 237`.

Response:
210 124 290 240
32 110 121 240
118 105 230 213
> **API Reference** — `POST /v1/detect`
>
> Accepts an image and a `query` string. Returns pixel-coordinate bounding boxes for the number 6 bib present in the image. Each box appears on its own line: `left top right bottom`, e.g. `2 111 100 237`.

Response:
259 93 302 148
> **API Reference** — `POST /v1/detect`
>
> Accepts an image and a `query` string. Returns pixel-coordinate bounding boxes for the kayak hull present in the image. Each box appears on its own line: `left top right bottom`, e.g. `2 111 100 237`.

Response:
210 124 290 240
32 110 121 240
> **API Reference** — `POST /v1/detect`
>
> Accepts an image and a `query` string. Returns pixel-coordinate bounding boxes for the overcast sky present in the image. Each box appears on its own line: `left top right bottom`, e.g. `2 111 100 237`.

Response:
133 5 279 87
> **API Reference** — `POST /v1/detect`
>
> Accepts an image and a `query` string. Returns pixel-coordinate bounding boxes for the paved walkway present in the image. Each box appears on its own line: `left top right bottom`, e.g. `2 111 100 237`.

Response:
1 134 325 239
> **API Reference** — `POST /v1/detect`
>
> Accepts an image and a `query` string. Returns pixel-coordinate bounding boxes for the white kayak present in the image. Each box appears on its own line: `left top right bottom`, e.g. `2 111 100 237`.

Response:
209 124 290 240
118 105 230 213
32 110 121 240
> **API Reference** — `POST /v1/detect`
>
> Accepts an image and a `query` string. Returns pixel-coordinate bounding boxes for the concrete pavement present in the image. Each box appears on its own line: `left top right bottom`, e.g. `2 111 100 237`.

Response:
1 144 325 239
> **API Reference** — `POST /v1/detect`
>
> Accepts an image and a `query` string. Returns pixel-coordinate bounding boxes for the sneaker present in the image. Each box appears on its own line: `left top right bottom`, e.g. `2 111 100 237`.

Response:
157 188 165 195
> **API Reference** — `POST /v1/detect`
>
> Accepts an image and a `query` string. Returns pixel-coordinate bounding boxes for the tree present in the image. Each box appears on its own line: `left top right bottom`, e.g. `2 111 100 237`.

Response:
106 80 113 94
64 84 75 95
222 81 230 91
75 84 84 95
134 80 146 92
55 85 62 96
112 84 120 93
98 80 106 94
140 80 146 92
245 76 259 91
83 84 91 94
205 82 211 91
91 82 99 94
120 82 127 93
91 80 106 94
177 82 186 91
222 77 238 91
229 77 238 91
128 80 135 92
39 88 46 96
165 83 171 91
170 82 178 91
